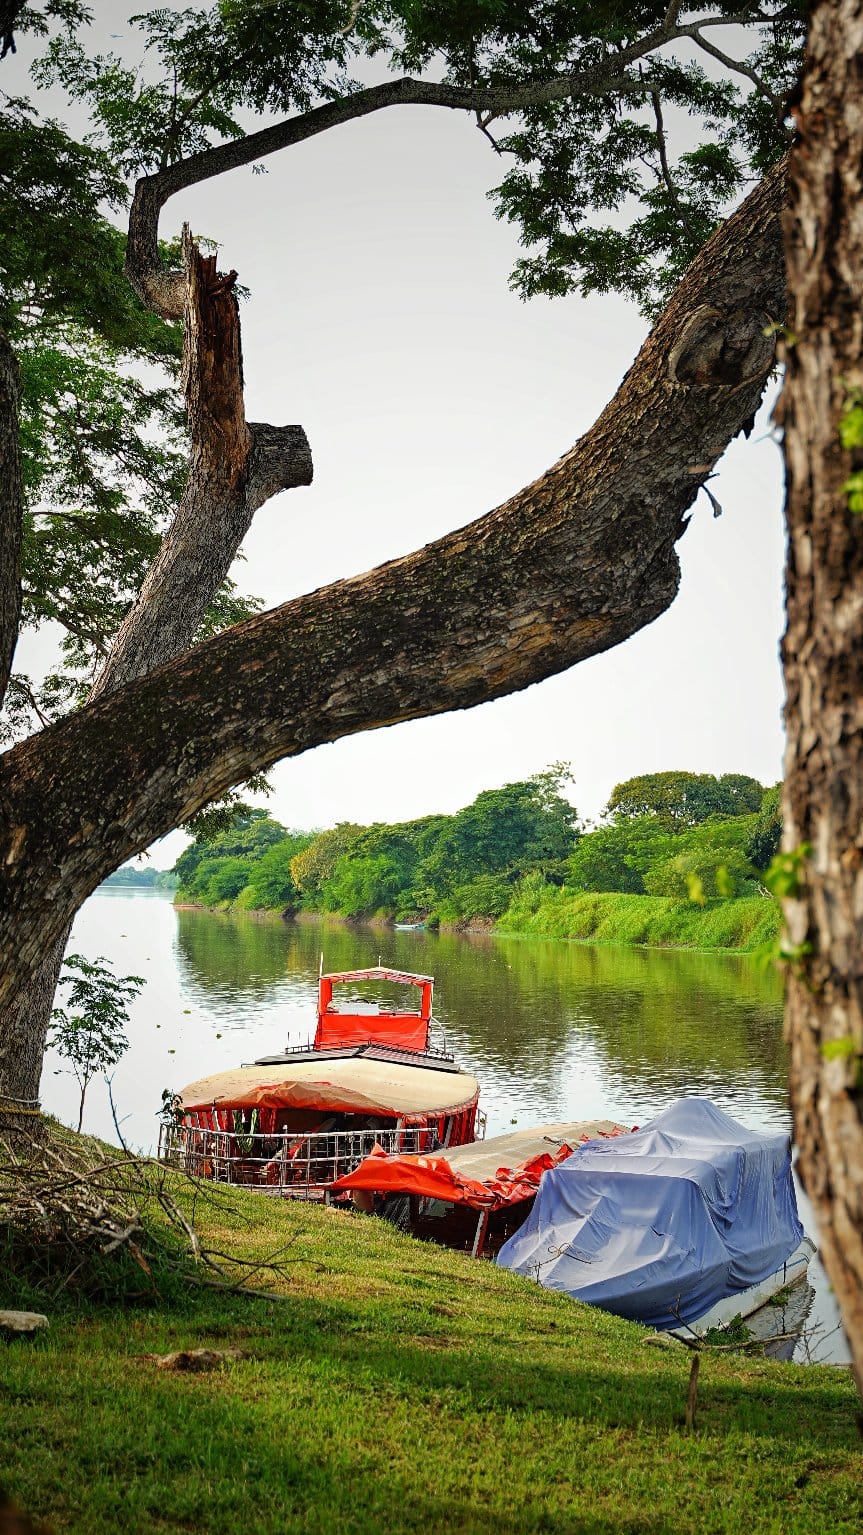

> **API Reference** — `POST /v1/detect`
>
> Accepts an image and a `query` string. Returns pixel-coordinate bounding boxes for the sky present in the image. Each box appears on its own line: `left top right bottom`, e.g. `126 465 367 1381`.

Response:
10 5 788 863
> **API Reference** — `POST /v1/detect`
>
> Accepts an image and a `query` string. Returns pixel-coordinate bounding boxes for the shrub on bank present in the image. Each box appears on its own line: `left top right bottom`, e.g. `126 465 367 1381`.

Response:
496 888 781 952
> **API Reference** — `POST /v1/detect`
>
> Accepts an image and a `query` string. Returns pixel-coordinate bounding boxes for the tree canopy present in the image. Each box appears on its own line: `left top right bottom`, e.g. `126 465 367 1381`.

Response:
605 770 765 825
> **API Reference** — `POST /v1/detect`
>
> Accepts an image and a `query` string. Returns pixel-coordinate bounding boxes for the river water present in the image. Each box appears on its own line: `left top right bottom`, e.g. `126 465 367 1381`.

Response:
40 888 850 1363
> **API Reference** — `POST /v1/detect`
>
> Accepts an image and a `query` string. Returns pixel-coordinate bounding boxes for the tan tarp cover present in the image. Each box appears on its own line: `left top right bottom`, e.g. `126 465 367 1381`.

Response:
435 1120 627 1181
178 1056 480 1117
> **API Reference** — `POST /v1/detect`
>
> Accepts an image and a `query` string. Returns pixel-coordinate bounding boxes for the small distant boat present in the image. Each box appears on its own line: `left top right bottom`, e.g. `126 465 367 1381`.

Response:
160 967 482 1199
496 1098 815 1334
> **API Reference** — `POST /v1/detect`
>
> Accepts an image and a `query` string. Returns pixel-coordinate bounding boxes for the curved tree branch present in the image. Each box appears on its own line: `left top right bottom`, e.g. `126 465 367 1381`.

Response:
125 11 768 317
0 162 786 1019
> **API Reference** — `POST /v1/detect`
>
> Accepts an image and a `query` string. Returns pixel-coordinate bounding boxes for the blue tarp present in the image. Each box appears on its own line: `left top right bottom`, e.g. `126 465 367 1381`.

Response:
496 1098 804 1329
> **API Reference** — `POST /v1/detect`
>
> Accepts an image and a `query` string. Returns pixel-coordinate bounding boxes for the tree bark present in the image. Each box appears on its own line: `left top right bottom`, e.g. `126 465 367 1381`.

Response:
0 233 311 1126
780 0 863 1392
0 329 21 705
0 163 785 1075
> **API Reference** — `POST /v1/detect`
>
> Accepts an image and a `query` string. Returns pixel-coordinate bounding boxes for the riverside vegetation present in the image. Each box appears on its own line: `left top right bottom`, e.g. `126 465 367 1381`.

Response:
169 769 783 953
1 1123 860 1535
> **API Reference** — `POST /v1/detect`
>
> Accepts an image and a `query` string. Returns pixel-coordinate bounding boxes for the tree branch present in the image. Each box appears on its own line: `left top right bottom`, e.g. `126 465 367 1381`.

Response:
92 228 312 699
690 28 787 114
0 161 786 1016
125 13 765 316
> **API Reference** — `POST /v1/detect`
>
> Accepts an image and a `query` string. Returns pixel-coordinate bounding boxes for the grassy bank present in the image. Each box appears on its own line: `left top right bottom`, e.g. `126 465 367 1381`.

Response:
496 889 782 953
1 1149 859 1535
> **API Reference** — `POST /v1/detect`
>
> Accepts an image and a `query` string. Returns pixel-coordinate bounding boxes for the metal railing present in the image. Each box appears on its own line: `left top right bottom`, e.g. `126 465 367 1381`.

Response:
158 1123 435 1197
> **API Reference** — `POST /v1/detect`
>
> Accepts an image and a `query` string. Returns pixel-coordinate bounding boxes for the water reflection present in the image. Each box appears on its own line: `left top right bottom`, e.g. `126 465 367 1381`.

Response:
175 912 789 1131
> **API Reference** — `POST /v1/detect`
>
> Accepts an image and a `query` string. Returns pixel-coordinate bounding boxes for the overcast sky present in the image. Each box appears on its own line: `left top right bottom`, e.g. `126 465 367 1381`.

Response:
10 5 787 860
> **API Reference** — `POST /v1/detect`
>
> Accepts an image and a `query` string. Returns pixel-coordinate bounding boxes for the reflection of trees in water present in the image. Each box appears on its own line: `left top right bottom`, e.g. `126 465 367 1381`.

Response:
173 910 787 1106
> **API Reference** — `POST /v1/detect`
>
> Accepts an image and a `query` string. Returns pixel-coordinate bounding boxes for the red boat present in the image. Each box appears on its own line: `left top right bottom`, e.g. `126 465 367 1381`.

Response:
160 967 482 1199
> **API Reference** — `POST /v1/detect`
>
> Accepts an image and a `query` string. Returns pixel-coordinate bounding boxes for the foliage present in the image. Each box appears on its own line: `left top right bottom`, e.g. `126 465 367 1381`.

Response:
233 834 315 912
642 847 757 902
568 813 759 896
173 808 289 898
762 842 811 900
289 823 366 902
746 783 782 871
605 771 765 827
322 853 405 918
48 954 144 1131
497 888 782 952
0 96 261 741
170 769 778 929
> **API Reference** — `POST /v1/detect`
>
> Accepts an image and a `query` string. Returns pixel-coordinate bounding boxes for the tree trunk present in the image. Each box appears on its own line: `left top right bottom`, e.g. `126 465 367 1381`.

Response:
0 233 311 1130
0 329 21 704
0 164 786 1078
780 0 863 1391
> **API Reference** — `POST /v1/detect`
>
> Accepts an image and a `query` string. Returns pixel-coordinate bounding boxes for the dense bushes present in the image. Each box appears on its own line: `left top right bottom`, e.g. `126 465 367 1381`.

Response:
171 771 783 951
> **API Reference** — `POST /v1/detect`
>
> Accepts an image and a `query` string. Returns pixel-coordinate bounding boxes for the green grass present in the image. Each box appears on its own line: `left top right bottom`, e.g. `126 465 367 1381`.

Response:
497 890 782 952
1 1157 859 1535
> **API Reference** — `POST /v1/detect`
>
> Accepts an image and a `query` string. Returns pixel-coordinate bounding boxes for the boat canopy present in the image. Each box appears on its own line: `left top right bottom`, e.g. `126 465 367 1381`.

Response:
331 1119 628 1210
177 1053 478 1118
496 1098 805 1329
315 967 434 1052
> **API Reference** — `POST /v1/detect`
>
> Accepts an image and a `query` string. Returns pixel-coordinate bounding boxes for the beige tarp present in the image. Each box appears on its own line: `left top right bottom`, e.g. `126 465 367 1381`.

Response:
436 1119 627 1181
178 1056 480 1117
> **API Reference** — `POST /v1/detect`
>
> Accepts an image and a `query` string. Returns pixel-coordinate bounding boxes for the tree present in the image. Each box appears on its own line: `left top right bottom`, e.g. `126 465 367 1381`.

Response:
605 770 765 826
48 953 143 1132
3 0 863 1379
0 4 793 1114
746 783 782 870
290 823 367 905
778 0 863 1393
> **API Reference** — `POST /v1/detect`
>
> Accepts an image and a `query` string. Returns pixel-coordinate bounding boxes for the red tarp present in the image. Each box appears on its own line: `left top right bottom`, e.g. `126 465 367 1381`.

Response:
314 1012 430 1052
314 970 433 1051
332 1126 633 1210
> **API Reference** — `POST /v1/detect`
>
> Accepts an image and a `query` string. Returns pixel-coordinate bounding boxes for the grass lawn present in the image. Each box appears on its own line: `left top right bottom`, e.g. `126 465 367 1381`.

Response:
1 1161 860 1535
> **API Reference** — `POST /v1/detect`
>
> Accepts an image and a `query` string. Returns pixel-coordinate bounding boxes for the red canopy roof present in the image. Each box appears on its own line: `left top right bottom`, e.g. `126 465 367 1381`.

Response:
316 968 434 1052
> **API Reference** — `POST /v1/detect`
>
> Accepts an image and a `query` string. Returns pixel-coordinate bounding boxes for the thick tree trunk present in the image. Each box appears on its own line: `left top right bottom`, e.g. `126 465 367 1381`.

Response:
780 0 863 1391
0 329 21 704
0 234 311 1129
0 165 786 1070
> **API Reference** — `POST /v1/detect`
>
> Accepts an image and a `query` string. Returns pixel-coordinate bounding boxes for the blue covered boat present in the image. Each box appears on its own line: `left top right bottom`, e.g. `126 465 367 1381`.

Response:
497 1098 814 1332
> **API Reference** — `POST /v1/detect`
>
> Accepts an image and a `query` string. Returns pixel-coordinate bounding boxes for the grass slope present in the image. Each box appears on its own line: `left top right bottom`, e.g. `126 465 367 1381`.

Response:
497 891 782 952
1 1169 859 1535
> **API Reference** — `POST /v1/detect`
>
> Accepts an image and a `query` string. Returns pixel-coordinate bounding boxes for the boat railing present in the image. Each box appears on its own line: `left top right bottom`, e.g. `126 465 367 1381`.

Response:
158 1122 434 1197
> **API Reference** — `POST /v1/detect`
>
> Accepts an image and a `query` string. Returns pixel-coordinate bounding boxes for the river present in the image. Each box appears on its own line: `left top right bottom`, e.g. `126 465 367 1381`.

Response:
40 887 850 1363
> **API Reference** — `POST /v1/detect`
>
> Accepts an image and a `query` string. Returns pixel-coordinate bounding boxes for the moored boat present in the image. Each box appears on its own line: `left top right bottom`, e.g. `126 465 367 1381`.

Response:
160 966 482 1199
332 1118 632 1255
496 1098 814 1334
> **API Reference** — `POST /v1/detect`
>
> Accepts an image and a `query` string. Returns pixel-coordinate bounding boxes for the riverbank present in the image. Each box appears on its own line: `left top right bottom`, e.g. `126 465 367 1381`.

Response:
2 1136 859 1535
496 890 782 953
175 892 782 954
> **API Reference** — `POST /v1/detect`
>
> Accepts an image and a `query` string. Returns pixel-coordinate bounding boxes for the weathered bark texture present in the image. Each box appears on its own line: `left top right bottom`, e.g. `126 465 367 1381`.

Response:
780 0 863 1391
0 163 785 1061
0 330 21 704
0 233 311 1124
95 231 311 697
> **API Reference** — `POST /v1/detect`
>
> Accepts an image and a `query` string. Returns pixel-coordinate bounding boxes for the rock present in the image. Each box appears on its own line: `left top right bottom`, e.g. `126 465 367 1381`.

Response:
147 1347 246 1372
0 1311 49 1336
